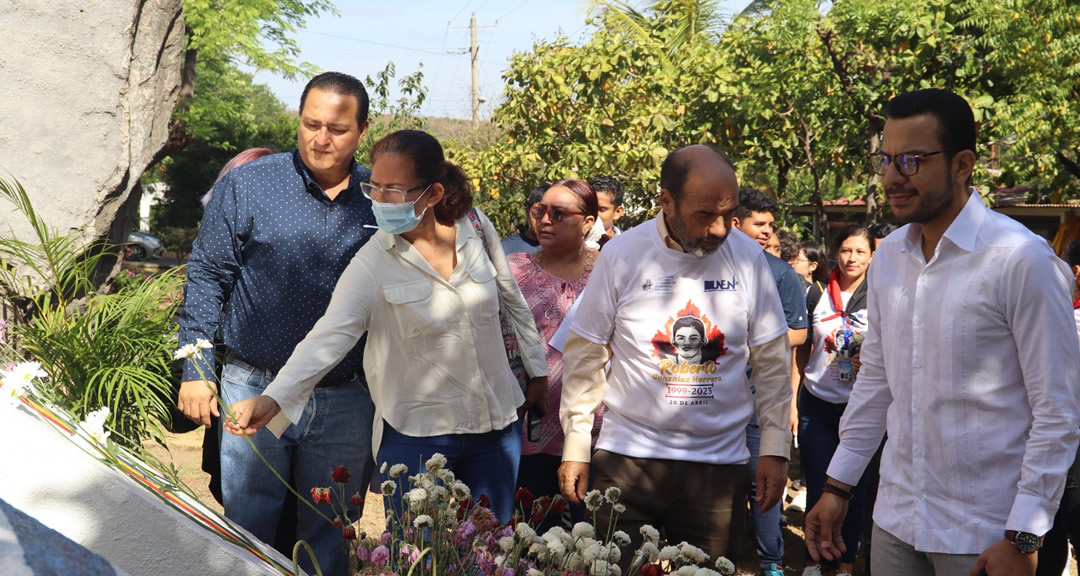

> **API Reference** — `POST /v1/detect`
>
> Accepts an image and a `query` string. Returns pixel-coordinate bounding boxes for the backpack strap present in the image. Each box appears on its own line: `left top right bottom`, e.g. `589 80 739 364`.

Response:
806 281 825 344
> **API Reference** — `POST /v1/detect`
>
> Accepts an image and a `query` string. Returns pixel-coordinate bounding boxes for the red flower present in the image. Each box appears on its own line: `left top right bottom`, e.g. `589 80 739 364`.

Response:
350 492 364 506
530 496 552 525
550 496 567 515
311 487 332 504
333 517 343 528
331 465 351 483
457 498 474 521
342 527 357 541
514 487 534 510
639 564 666 576
477 494 492 509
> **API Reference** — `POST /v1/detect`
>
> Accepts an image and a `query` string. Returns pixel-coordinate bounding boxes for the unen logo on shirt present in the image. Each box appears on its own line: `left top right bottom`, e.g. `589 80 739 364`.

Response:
704 278 738 292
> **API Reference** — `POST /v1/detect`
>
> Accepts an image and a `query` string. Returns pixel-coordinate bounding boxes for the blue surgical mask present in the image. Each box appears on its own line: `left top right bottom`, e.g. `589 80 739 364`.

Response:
370 187 429 235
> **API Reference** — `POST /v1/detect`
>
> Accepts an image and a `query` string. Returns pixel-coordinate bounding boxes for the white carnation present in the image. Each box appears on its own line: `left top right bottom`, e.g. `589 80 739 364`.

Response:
388 463 408 478
572 522 595 539
424 452 447 472
640 524 660 544
658 545 680 562
413 514 434 528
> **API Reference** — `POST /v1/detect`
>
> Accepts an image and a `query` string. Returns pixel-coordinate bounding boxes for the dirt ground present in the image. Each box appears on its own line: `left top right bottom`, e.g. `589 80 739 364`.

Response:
147 429 1076 575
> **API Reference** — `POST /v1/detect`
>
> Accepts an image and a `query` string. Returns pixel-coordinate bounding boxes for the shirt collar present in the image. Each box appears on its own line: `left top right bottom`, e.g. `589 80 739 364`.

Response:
375 214 478 253
900 188 986 254
291 150 361 202
655 209 686 253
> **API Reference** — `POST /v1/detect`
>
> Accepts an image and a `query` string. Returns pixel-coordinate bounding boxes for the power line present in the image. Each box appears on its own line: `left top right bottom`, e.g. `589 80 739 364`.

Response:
300 30 448 56
497 0 532 21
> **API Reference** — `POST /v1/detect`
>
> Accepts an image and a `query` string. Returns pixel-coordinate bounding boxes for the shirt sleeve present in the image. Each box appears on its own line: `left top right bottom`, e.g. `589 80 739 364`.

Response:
262 252 377 425
1001 239 1080 535
829 259 891 485
177 173 247 381
778 264 809 330
748 332 793 459
747 250 789 348
560 331 612 463
478 209 548 379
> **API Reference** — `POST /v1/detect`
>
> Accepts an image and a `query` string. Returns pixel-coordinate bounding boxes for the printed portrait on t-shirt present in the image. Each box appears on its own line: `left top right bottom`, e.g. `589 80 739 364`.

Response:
649 300 728 406
821 310 868 380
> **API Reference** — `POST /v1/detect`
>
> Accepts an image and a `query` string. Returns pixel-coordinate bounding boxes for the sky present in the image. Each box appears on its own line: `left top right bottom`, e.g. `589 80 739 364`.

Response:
254 0 752 120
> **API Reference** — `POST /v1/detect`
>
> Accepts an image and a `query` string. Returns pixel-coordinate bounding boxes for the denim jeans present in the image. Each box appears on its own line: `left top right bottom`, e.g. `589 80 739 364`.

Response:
377 419 522 524
798 386 866 565
219 359 376 576
746 412 784 569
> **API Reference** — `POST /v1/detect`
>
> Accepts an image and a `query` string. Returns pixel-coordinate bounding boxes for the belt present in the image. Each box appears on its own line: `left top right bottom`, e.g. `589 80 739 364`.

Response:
224 351 358 389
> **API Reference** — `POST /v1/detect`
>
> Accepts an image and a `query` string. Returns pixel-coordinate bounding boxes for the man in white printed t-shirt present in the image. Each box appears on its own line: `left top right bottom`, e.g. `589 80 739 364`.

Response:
558 145 793 565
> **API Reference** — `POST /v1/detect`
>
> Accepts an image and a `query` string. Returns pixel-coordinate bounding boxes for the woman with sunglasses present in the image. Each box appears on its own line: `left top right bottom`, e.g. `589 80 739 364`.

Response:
225 129 548 524
795 225 874 576
507 179 604 530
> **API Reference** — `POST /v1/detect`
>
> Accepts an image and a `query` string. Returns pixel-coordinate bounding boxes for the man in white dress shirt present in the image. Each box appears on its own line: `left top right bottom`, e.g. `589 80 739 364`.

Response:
805 88 1080 576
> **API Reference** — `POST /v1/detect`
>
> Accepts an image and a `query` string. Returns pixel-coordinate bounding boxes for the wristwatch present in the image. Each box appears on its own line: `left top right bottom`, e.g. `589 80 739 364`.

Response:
1005 530 1043 554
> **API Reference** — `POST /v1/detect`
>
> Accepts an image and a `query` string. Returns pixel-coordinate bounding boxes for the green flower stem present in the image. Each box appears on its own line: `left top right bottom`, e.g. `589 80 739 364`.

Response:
291 540 322 576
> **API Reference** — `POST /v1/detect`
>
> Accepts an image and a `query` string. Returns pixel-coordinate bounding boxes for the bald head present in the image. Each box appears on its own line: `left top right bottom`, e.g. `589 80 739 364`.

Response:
660 145 737 203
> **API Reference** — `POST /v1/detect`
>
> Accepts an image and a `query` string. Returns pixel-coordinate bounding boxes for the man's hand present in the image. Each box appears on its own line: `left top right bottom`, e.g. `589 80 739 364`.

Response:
755 455 788 512
177 379 219 428
223 396 282 437
971 539 1037 576
805 491 850 562
789 404 799 438
520 376 549 418
557 461 590 504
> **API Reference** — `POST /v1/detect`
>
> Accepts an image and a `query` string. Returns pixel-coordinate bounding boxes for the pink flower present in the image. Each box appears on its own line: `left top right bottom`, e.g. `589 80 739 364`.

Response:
370 545 390 568
380 531 392 544
357 546 370 562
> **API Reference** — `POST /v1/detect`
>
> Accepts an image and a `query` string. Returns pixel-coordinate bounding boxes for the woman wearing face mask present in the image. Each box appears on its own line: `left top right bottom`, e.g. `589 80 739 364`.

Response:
507 179 604 529
795 225 874 576
225 130 548 524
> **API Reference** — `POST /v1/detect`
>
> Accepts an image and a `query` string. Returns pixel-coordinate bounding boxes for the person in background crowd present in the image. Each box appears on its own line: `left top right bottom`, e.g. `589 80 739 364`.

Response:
796 225 875 576
765 233 782 258
589 176 625 240
1034 238 1080 576
806 88 1080 576
200 148 275 208
792 240 828 290
776 228 800 264
177 72 378 576
502 184 550 255
559 145 793 570
868 222 896 250
509 178 603 532
225 129 549 526
733 187 808 576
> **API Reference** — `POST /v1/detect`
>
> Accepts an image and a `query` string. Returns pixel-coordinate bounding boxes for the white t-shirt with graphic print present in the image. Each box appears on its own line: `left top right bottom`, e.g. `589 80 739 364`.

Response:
570 219 787 465
804 290 869 405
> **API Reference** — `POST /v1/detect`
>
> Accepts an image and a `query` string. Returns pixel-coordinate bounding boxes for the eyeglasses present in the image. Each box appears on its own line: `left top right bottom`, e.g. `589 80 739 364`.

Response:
359 182 430 203
868 150 954 177
529 204 585 223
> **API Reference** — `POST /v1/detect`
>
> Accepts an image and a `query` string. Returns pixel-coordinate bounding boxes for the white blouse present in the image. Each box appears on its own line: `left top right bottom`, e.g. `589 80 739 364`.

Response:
263 209 547 455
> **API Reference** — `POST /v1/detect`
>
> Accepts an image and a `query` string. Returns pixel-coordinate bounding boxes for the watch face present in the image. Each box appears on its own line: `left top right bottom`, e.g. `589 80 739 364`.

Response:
1014 531 1040 553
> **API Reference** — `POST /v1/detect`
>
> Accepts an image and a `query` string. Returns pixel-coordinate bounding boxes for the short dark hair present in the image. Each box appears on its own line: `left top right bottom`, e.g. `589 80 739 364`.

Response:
370 130 473 225
671 316 706 340
734 188 779 221
550 179 600 219
868 222 897 240
1067 239 1080 268
831 224 875 257
660 145 733 202
885 89 976 156
527 184 550 207
775 228 799 262
800 240 829 284
589 176 625 206
300 72 371 127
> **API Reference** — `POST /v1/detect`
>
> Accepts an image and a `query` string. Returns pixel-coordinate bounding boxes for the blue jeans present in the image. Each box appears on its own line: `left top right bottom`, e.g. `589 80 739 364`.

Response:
746 412 784 569
219 359 376 576
378 420 522 524
799 387 866 565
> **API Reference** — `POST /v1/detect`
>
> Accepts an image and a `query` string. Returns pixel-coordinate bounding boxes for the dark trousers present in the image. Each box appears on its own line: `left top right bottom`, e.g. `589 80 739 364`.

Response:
517 453 585 532
1036 446 1080 576
592 449 749 571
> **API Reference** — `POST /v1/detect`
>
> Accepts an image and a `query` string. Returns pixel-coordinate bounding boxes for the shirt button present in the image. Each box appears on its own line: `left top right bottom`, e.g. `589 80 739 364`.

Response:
914 360 923 369
918 493 925 500
913 316 921 326
330 206 335 212
974 519 981 525
328 241 335 248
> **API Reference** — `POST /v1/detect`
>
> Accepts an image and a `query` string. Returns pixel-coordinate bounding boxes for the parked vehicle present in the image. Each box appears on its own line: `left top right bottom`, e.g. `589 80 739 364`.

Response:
126 231 163 261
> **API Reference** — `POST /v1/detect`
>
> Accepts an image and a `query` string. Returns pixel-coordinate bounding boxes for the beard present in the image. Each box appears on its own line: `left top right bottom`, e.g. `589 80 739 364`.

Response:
887 165 956 226
668 212 727 258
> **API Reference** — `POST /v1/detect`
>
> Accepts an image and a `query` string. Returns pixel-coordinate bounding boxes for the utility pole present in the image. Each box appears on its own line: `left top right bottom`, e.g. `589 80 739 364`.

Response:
470 13 480 126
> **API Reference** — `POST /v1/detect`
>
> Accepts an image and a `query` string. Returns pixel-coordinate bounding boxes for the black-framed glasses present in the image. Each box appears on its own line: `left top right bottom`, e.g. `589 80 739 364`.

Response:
868 150 954 177
529 204 585 223
359 182 430 203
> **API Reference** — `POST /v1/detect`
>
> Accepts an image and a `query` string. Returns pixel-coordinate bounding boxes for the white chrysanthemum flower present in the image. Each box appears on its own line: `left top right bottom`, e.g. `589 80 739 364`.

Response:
495 554 507 566
545 539 567 557
413 514 434 528
611 530 631 547
499 535 516 553
675 566 698 576
610 565 622 576
603 486 621 503
450 480 471 501
425 453 448 472
658 545 680 562
406 488 428 510
82 406 111 443
567 553 585 571
544 526 568 541
583 489 604 511
528 542 547 560
388 463 407 478
572 522 595 539
379 462 388 474
515 522 537 541
640 525 660 544
172 343 200 360
612 503 626 514
381 480 396 496
429 485 448 503
437 468 456 484
714 556 736 575
607 543 622 564
590 560 610 576
581 540 604 564
195 338 213 350
641 542 660 562
679 542 708 564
